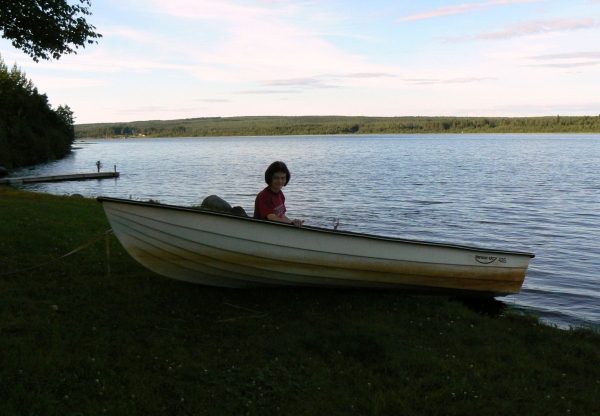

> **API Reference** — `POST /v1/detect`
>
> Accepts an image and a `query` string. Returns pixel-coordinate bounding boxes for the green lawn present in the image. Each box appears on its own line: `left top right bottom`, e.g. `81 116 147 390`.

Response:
1 187 599 415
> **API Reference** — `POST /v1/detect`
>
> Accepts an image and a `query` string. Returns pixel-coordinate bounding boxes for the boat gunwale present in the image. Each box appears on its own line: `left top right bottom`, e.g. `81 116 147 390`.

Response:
97 196 536 258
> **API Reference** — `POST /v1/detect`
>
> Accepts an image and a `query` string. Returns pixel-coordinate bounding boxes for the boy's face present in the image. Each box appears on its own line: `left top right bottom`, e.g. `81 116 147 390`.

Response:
270 171 287 192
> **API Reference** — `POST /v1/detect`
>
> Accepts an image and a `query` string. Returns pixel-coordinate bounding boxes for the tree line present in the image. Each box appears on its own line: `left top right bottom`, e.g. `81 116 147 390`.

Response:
75 114 600 139
0 56 75 169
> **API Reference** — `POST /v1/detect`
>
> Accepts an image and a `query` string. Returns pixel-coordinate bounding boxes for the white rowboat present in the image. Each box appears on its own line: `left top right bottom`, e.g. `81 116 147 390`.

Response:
98 197 535 296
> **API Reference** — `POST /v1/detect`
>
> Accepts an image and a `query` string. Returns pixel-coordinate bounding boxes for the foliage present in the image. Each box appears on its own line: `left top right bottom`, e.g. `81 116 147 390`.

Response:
1 187 600 415
0 55 75 169
0 0 101 62
75 114 600 139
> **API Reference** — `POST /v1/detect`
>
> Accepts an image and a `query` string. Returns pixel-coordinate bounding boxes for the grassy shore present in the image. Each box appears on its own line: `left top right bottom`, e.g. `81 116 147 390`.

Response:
1 187 599 415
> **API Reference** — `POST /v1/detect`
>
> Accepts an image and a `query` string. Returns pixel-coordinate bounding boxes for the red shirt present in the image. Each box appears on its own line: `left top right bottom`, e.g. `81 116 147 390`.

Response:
254 187 286 219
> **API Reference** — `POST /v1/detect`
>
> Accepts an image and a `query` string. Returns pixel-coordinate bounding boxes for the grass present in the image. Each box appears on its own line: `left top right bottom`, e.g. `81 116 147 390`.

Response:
1 187 599 415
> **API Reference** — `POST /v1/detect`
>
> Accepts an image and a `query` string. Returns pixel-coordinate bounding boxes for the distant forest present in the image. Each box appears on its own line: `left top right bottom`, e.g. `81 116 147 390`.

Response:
75 115 600 139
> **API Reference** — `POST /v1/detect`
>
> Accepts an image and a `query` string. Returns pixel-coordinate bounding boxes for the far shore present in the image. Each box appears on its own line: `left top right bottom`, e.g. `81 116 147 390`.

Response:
75 130 600 141
74 115 600 140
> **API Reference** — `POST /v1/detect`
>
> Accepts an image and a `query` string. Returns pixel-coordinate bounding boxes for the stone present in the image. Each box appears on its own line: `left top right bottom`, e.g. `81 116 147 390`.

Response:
231 206 249 217
0 166 8 178
200 195 233 213
71 193 85 198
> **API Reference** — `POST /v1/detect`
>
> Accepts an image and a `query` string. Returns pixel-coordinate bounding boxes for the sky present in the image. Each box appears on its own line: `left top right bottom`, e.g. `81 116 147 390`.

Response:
1 0 600 124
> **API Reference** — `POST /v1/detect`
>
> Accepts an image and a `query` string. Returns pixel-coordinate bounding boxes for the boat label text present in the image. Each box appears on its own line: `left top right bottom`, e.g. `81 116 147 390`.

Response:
475 255 498 264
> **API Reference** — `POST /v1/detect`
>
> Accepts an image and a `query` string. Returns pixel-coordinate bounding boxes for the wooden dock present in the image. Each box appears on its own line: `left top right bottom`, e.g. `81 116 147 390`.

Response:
0 171 119 186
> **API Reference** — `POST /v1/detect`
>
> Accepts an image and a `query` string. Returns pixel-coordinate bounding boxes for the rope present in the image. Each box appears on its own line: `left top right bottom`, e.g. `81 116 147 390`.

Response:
0 230 113 277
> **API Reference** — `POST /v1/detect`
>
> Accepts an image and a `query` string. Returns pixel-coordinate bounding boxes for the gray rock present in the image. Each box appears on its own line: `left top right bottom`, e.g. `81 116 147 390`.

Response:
200 195 233 213
71 193 85 198
0 166 8 178
231 206 249 217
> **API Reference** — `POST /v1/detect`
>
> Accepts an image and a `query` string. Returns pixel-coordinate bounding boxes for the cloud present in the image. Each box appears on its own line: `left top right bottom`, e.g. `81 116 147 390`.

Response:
101 28 152 42
342 73 398 78
437 35 471 43
259 77 339 88
30 76 109 89
525 50 600 68
438 18 599 42
141 0 394 85
396 0 544 23
16 47 200 74
529 51 600 60
491 102 600 113
15 0 401 93
475 18 599 40
194 98 231 102
233 89 301 94
527 61 600 68
404 77 497 84
149 0 273 22
118 106 196 114
255 73 400 90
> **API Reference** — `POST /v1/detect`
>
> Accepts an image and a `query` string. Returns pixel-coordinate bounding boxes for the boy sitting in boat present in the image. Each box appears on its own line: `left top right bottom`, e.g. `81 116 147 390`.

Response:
254 161 304 227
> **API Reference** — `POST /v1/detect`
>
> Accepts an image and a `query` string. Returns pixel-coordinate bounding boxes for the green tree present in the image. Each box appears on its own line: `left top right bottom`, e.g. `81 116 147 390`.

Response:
0 0 101 62
56 104 75 128
0 55 75 168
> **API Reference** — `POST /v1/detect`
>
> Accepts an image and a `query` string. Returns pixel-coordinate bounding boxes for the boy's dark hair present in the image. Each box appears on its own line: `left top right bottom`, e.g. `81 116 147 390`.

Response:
265 161 290 186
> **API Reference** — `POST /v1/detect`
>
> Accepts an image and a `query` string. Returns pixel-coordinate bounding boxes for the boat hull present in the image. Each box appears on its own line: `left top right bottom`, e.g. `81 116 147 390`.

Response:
98 198 534 296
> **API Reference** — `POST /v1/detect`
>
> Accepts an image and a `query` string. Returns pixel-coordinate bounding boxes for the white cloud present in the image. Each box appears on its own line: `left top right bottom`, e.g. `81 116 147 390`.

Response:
490 102 600 114
141 0 394 85
101 28 152 42
260 77 339 88
438 18 599 42
529 51 600 60
5 0 407 106
525 50 600 68
31 76 109 89
527 61 600 68
476 18 599 40
341 73 398 78
233 89 301 94
117 106 197 114
404 77 497 84
15 47 191 74
396 0 545 23
149 0 275 22
194 98 231 102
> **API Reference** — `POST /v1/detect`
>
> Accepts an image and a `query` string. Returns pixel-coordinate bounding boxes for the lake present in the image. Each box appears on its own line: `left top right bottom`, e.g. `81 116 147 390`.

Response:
9 134 600 328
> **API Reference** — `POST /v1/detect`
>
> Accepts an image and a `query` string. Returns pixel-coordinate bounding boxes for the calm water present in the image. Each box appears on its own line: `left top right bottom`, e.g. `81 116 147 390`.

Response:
10 134 600 328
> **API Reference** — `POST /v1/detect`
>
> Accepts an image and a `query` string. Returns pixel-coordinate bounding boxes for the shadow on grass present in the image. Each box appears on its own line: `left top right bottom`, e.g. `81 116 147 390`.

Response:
455 297 507 318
